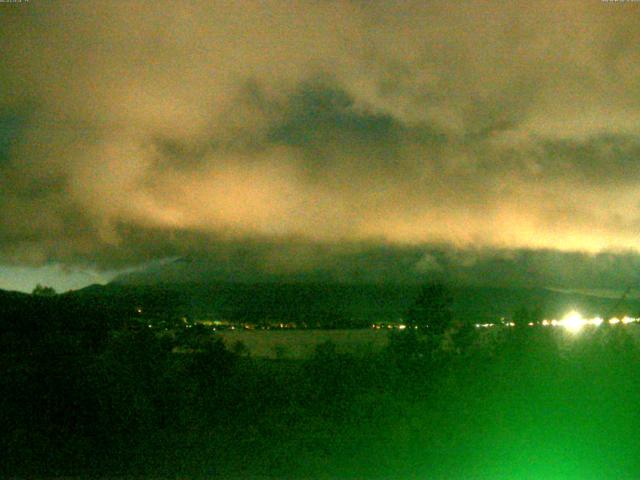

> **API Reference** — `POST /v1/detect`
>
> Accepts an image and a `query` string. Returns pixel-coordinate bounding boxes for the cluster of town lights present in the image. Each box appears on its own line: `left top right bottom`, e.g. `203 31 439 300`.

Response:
475 310 640 333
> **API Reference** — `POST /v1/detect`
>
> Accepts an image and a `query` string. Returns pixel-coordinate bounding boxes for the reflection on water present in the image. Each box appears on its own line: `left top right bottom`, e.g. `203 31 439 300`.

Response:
216 329 390 359
217 321 640 359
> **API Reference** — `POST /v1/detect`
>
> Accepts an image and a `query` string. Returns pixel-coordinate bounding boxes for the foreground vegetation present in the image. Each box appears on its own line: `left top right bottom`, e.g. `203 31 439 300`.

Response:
2 293 640 479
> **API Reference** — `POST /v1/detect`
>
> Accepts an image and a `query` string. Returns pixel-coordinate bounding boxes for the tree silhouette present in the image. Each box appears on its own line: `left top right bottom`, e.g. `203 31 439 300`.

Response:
406 282 453 335
513 304 543 327
513 305 531 327
32 284 57 297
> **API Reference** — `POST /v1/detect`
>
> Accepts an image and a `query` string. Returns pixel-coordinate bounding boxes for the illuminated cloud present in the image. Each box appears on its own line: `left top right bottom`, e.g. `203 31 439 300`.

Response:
2 0 640 286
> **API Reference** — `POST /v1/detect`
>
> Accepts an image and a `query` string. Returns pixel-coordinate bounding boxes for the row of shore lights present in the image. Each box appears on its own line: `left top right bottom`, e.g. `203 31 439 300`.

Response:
476 310 640 333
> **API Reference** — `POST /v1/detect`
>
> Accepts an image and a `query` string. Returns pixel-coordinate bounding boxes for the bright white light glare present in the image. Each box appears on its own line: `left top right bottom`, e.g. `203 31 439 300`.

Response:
500 313 636 330
590 317 604 327
559 310 586 333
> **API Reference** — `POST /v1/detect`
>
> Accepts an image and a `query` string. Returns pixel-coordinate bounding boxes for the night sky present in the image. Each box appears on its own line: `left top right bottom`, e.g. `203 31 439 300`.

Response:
2 1 640 291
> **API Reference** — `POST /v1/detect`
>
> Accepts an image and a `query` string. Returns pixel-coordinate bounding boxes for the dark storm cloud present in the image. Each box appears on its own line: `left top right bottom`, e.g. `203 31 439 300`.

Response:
0 110 28 165
111 238 640 290
2 0 640 286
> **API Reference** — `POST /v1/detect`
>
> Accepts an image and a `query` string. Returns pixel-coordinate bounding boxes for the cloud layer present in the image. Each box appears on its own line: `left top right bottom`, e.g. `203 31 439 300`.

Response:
2 0 640 284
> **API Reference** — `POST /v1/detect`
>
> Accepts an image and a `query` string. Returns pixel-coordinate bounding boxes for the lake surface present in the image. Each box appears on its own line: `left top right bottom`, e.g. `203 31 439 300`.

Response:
216 328 390 358
217 324 640 358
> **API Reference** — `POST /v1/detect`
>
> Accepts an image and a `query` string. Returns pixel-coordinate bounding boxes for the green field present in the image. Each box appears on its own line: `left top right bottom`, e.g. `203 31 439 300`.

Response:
4 319 640 479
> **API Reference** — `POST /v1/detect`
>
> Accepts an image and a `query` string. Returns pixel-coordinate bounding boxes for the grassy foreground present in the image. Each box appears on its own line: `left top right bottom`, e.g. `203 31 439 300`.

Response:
2 323 640 479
